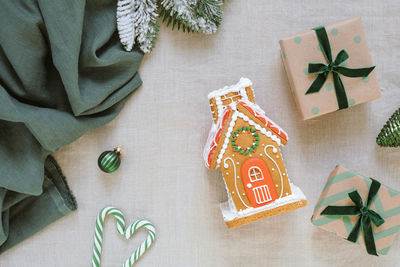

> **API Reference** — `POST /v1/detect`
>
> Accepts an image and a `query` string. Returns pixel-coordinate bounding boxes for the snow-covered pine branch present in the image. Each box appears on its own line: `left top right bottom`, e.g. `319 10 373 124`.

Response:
116 0 224 53
117 0 159 52
160 0 223 34
117 0 136 51
132 0 159 52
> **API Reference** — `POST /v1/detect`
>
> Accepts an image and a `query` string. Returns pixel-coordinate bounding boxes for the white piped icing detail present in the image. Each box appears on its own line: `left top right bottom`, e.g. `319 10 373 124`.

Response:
224 157 249 208
216 111 238 165
203 106 231 168
220 184 306 222
236 112 282 146
214 97 224 123
264 145 284 198
239 100 288 142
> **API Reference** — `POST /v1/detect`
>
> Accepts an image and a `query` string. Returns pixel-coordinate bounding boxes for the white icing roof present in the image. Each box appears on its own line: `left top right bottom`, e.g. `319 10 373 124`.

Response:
207 77 252 99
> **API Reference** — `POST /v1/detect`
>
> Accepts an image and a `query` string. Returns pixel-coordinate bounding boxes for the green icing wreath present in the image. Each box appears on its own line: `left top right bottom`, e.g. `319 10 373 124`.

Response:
230 126 260 154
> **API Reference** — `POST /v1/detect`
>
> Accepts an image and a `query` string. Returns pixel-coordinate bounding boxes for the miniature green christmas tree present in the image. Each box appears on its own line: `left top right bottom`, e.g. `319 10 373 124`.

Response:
377 108 400 147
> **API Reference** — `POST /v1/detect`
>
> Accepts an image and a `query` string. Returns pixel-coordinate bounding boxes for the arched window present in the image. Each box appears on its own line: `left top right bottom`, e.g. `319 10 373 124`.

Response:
248 167 264 182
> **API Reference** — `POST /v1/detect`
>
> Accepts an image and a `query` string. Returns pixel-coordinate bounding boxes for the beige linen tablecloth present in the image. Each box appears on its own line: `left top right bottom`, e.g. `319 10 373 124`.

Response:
2 0 400 266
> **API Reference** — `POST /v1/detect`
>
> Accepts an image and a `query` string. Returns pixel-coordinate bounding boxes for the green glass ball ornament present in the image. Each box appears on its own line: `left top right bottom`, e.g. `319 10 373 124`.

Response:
98 147 122 173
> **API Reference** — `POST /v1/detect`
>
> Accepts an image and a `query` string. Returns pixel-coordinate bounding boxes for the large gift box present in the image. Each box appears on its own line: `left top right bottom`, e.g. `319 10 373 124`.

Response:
279 17 381 120
311 166 400 255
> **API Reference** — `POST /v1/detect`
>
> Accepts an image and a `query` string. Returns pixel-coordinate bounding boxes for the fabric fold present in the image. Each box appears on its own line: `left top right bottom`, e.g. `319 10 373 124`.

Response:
0 156 77 254
0 0 144 253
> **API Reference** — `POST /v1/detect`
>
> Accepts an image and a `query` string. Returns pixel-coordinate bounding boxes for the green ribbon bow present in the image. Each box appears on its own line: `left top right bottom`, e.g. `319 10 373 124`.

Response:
306 26 375 109
321 178 385 256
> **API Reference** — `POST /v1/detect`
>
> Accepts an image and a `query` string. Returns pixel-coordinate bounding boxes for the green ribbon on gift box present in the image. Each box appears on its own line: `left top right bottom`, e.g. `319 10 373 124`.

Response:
306 26 375 110
321 178 385 256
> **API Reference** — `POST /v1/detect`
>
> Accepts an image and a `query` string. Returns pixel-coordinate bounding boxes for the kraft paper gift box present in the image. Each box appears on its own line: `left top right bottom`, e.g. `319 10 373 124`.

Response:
279 17 381 120
311 166 400 256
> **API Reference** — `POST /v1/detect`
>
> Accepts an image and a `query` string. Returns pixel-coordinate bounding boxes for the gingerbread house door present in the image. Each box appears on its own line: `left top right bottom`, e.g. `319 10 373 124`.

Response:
240 158 278 208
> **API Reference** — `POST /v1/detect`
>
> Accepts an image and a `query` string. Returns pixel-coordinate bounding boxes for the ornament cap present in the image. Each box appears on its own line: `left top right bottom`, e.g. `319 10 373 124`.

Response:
114 147 122 156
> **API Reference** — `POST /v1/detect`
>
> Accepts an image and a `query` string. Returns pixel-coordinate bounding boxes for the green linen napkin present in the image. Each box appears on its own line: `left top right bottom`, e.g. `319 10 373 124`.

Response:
0 0 144 253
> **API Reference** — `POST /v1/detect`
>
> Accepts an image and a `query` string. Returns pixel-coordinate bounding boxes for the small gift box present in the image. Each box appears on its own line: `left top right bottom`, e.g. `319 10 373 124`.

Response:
279 17 381 120
311 165 400 256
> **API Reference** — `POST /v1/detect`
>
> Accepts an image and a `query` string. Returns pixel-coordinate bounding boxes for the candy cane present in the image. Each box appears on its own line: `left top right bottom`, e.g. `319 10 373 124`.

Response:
92 207 156 267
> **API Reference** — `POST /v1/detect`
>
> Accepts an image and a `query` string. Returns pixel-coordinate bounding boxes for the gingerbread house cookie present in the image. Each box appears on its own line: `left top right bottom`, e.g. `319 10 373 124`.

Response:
204 78 307 228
